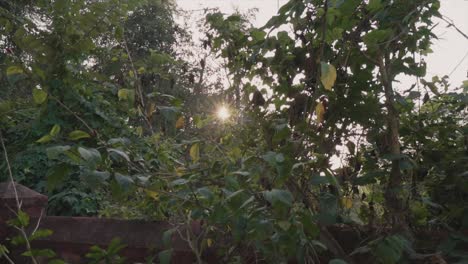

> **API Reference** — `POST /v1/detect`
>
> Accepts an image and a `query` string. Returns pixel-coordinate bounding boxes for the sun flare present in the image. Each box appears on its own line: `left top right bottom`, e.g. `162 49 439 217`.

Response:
216 105 231 121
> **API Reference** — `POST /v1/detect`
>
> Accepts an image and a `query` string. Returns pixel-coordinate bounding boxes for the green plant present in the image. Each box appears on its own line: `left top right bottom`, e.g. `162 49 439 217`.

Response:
85 238 127 264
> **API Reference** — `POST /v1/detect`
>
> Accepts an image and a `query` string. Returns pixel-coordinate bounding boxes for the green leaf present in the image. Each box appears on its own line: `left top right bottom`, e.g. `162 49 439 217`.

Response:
263 189 293 207
12 210 30 227
46 145 71 159
162 228 176 247
78 147 102 164
29 229 53 241
36 134 53 143
320 62 337 91
47 164 70 191
367 0 383 13
277 220 291 231
158 249 173 264
6 65 27 84
69 130 91 140
50 124 61 137
108 148 130 162
363 29 393 47
82 170 110 187
32 88 48 104
22 249 55 258
6 66 23 76
118 89 135 104
115 173 134 190
170 178 189 186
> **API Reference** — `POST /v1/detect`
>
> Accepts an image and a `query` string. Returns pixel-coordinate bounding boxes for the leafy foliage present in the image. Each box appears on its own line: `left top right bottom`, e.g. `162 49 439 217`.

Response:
0 0 467 263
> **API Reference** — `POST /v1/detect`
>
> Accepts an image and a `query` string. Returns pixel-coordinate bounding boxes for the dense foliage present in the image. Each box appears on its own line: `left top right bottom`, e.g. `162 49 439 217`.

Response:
1 0 467 263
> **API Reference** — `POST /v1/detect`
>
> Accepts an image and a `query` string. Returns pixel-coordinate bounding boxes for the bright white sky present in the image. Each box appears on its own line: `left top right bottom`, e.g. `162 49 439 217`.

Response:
177 0 468 86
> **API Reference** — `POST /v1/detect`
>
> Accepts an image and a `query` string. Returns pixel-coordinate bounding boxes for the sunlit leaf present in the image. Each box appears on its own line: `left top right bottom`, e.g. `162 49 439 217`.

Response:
190 143 200 162
36 135 53 143
50 124 61 137
33 89 48 104
69 130 91 140
320 62 337 91
6 66 23 76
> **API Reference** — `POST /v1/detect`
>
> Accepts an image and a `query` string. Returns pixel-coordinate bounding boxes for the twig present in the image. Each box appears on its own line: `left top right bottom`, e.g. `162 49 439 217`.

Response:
53 99 96 136
121 35 154 133
0 130 39 264
0 130 20 208
440 15 468 40
31 209 44 235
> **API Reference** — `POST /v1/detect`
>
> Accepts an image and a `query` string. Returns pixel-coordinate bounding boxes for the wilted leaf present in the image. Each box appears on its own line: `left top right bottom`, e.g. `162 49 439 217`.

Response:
207 238 214 247
190 143 200 162
342 197 353 209
316 102 325 123
175 116 184 129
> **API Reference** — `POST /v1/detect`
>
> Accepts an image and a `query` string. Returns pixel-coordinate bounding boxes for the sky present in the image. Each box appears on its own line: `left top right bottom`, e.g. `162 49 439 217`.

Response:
177 0 468 86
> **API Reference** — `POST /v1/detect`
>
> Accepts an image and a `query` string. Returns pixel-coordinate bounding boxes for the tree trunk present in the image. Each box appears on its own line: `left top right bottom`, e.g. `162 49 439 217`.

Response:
378 55 410 235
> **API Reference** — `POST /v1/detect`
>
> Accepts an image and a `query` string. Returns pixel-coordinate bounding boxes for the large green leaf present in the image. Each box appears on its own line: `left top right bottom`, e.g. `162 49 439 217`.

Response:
47 163 70 191
78 147 102 164
69 130 91 140
263 189 293 207
32 88 48 104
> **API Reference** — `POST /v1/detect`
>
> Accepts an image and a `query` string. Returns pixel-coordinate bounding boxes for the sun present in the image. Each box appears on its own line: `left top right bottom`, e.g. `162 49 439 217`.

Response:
216 105 231 121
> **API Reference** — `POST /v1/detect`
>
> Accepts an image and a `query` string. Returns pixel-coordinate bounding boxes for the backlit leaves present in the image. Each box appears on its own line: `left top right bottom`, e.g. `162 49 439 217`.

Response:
69 130 91 140
33 88 48 104
320 62 337 91
190 143 200 162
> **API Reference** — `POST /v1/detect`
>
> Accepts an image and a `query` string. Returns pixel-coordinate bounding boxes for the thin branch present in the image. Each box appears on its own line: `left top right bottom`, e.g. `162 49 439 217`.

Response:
54 98 95 136
0 131 39 264
122 35 155 133
440 15 468 40
0 130 20 208
31 209 44 235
